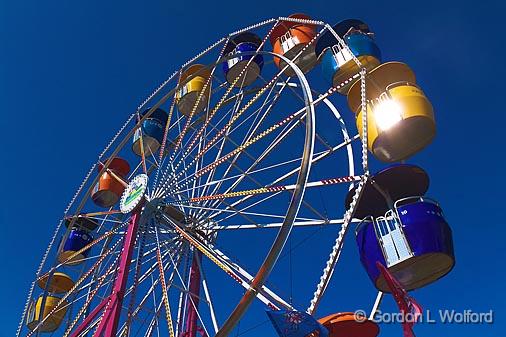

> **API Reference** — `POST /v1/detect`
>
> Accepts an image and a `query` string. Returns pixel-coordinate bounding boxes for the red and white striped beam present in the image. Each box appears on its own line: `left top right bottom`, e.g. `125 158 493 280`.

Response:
172 175 361 204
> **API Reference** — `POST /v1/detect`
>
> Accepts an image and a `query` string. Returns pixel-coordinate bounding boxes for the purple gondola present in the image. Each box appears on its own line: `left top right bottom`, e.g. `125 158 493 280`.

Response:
57 216 97 265
58 228 94 265
223 32 264 87
347 164 455 292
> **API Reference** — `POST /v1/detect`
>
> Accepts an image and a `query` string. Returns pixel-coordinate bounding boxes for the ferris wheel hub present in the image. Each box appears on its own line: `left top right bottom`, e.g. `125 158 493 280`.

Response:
139 197 195 229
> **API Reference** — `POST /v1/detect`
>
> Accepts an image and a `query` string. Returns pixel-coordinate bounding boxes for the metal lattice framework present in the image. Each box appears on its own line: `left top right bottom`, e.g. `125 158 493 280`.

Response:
18 17 377 337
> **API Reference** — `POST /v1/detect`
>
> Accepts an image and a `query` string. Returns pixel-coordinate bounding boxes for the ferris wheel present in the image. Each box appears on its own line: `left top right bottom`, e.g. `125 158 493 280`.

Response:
18 14 455 337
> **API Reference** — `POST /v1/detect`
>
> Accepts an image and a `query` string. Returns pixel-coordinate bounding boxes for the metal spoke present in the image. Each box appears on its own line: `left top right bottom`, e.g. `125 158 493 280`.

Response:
205 135 359 222
209 219 360 230
154 227 176 337
160 214 292 311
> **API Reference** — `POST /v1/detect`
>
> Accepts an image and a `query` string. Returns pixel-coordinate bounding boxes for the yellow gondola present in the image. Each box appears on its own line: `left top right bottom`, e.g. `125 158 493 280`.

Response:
176 64 212 117
37 272 74 294
347 62 435 162
26 295 68 332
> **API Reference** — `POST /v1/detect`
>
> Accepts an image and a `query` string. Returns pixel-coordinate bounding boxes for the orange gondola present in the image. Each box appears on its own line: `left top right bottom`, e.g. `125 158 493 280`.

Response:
270 14 319 76
319 312 379 337
91 157 130 208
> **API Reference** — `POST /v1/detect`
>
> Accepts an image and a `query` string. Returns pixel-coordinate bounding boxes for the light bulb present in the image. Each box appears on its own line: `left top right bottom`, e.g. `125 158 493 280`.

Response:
373 99 403 131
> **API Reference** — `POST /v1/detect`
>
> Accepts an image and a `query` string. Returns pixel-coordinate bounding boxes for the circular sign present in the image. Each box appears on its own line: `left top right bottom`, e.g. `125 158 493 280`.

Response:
120 174 148 214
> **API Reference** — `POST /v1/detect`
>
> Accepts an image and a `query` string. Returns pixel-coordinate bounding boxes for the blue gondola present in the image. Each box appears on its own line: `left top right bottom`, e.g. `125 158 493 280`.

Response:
132 108 168 156
348 165 455 292
315 19 381 94
223 32 264 87
58 227 94 266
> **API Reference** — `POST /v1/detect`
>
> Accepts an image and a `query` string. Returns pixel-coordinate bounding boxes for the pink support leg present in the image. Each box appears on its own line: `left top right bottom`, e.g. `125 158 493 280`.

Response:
70 210 140 337
182 250 203 337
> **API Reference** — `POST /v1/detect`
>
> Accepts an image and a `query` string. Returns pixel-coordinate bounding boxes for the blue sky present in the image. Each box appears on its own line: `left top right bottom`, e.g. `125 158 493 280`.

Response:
1 0 505 336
